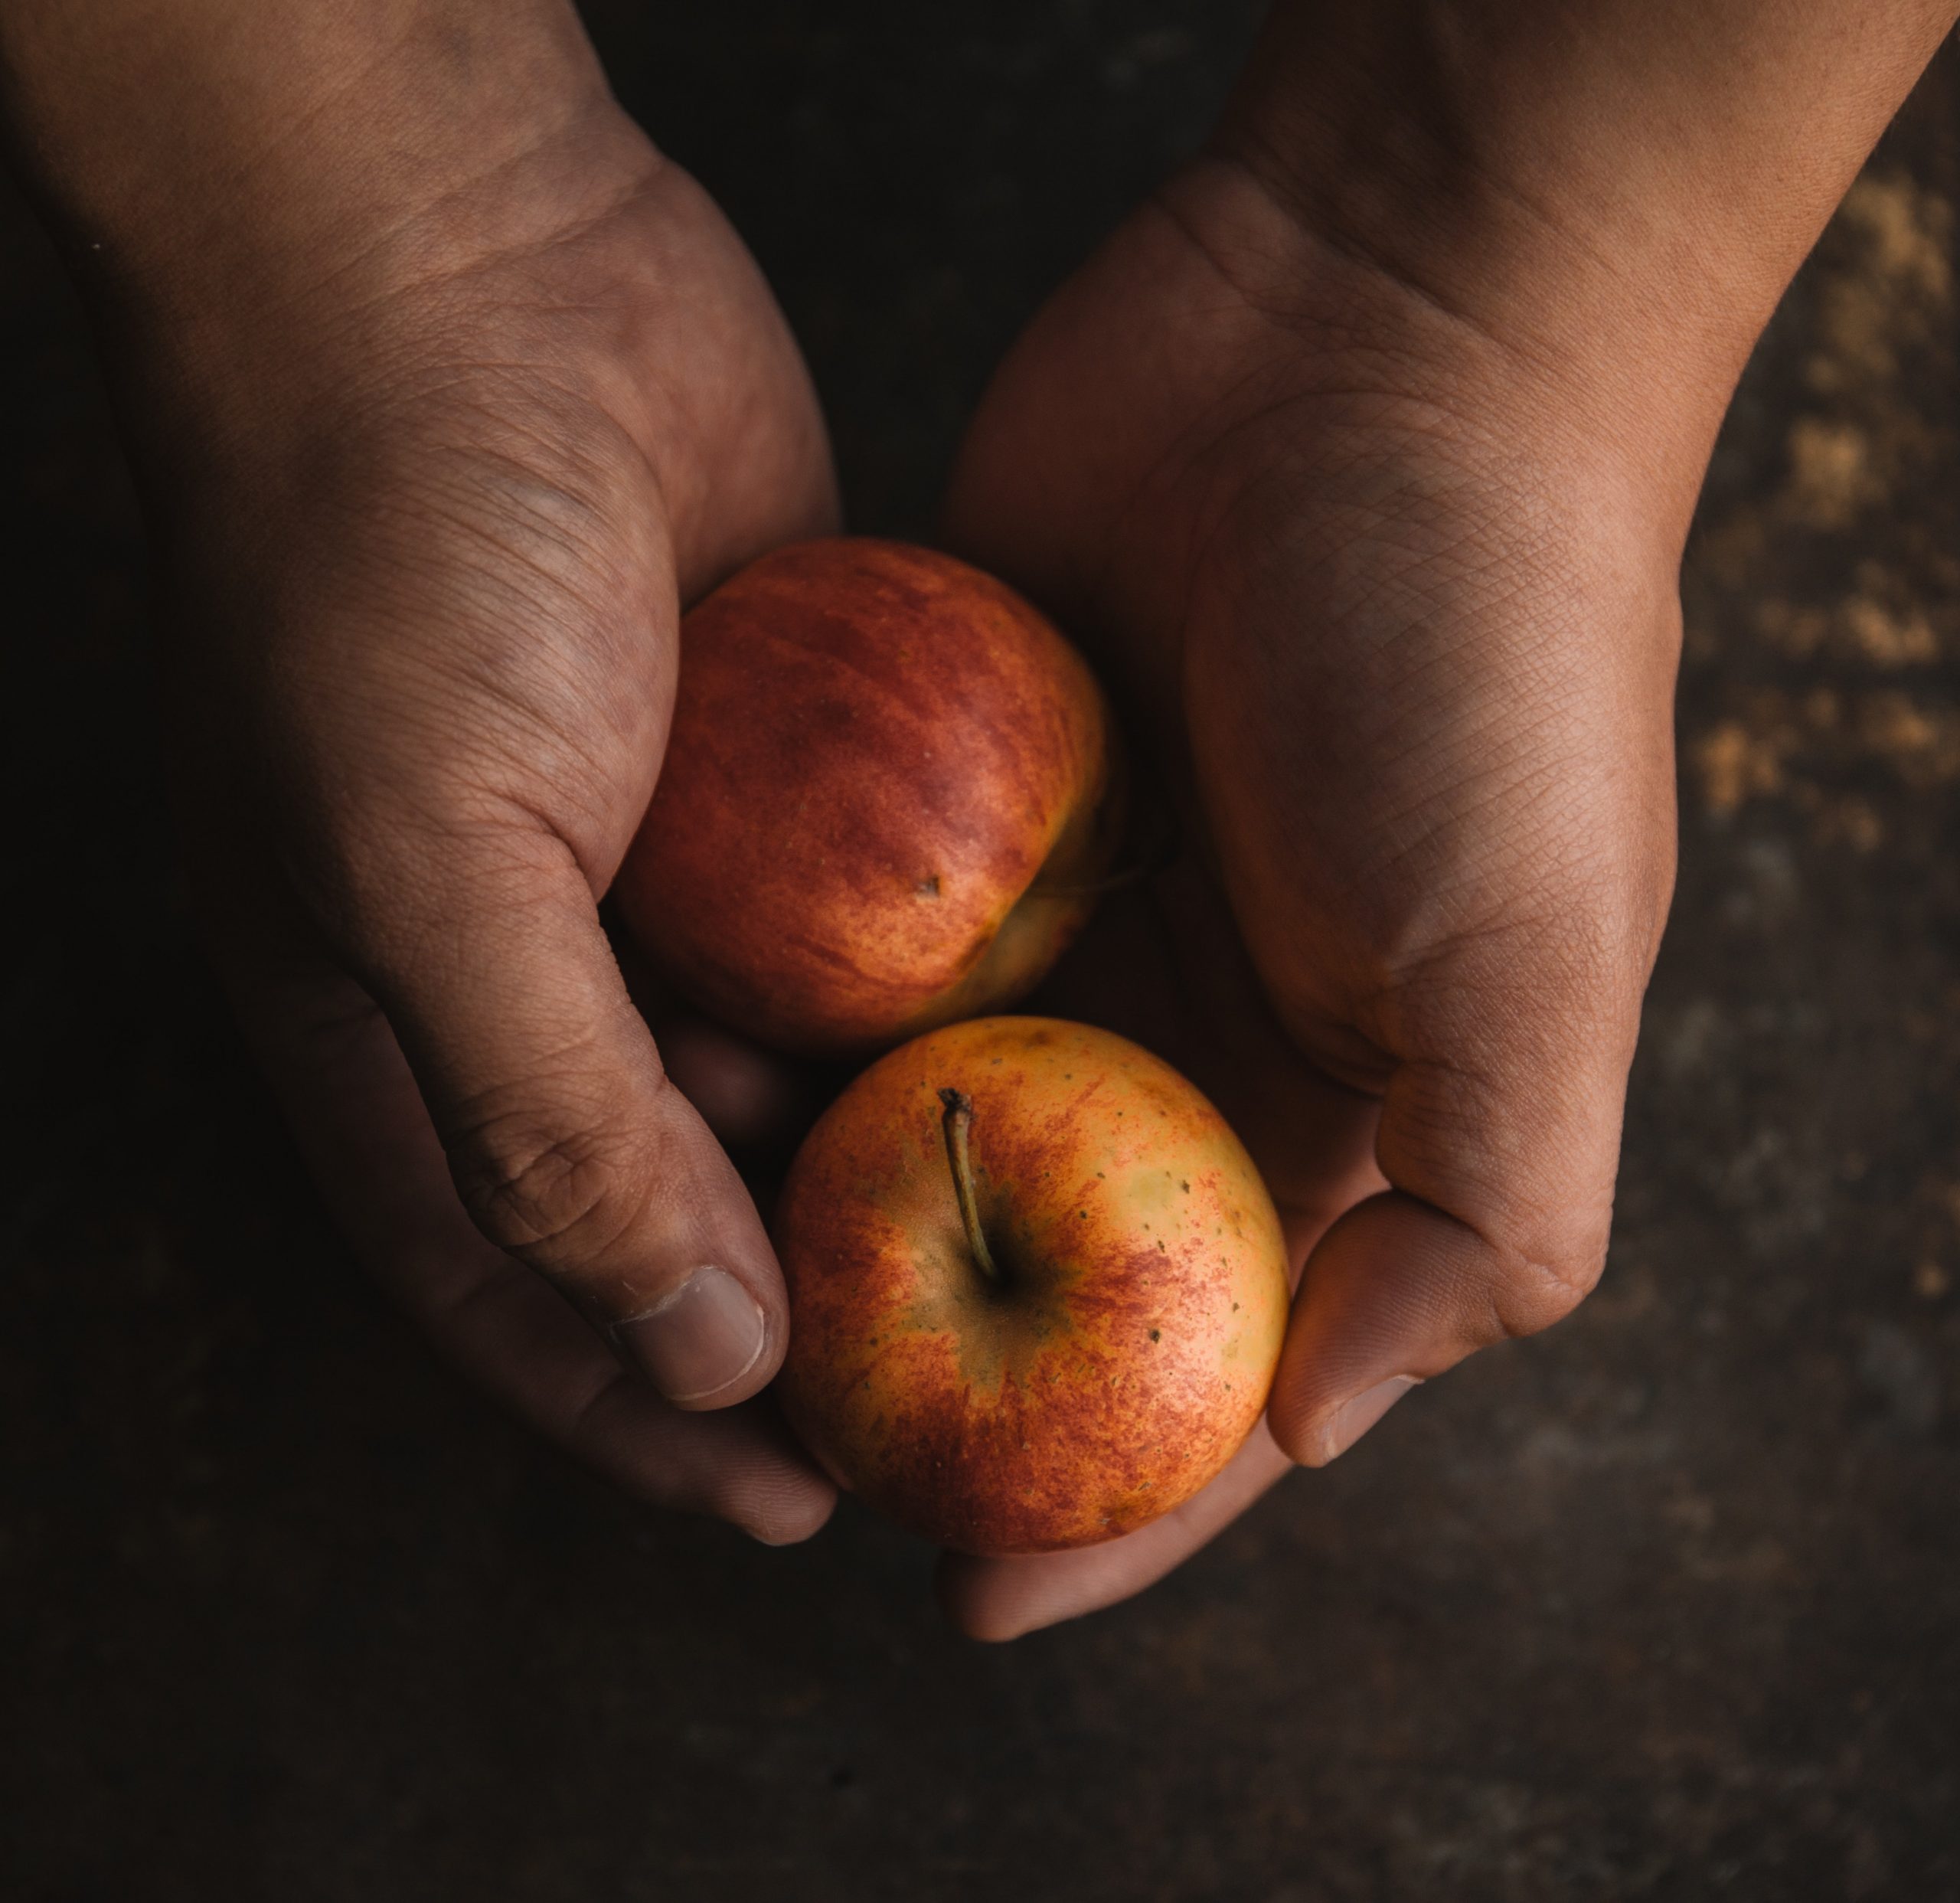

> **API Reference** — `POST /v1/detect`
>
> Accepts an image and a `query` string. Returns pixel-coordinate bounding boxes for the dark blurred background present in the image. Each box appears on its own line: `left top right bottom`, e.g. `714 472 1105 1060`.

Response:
3 6 1958 1898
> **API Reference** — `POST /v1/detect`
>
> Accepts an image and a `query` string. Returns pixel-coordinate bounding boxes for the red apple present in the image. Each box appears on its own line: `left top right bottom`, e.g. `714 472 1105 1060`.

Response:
773 1016 1291 1555
614 537 1119 1056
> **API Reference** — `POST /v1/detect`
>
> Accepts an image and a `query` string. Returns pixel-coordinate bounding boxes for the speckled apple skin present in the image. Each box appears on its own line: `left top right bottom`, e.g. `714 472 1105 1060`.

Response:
615 538 1116 1056
773 1017 1291 1555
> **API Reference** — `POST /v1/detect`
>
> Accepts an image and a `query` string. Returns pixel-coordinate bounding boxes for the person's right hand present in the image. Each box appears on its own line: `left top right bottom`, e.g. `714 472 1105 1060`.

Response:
96 51 841 1540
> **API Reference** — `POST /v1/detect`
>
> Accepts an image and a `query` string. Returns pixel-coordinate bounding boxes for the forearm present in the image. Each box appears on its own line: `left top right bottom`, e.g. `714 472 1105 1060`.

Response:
1221 2 1956 455
0 0 621 325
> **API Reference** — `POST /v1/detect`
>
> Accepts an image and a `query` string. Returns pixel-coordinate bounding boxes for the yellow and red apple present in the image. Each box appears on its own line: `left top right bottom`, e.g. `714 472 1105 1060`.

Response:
773 1016 1291 1555
615 538 1119 1056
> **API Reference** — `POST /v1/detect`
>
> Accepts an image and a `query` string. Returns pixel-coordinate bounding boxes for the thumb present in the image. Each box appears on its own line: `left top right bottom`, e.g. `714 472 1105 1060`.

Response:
1267 966 1638 1466
341 815 786 1411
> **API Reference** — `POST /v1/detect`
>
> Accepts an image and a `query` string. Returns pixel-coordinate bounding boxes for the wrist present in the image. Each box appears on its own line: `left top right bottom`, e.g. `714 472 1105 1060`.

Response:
2 2 628 340
1210 0 1955 497
1151 149 1726 550
2 2 704 510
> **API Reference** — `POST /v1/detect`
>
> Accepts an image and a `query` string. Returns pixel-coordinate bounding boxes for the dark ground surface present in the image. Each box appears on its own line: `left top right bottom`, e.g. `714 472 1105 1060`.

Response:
4 8 1959 1900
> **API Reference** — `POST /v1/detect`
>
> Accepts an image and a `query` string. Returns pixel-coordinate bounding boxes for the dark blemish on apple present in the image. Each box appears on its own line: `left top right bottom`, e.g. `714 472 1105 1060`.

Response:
915 875 941 898
1149 1329 1161 1342
1180 1181 1190 1193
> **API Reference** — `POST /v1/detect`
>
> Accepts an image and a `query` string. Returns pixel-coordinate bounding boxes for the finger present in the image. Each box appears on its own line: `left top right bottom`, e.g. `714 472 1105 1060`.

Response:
331 816 789 1411
230 948 836 1542
1268 962 1638 1467
938 1424 1295 1640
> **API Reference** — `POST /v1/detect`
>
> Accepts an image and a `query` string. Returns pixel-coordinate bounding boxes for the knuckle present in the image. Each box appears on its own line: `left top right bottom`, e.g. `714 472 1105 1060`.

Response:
452 1103 648 1267
1484 1228 1609 1342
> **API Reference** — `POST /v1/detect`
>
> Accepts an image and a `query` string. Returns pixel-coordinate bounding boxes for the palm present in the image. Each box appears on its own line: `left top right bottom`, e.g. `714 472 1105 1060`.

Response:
936 156 1680 1633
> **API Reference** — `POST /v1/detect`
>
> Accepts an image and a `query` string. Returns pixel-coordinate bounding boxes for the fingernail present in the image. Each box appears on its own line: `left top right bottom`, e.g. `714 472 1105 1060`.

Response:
1317 1375 1421 1464
616 1266 768 1406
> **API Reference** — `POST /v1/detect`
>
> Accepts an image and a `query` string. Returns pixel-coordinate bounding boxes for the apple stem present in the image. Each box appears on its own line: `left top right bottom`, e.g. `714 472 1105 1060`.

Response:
937 1087 1001 1287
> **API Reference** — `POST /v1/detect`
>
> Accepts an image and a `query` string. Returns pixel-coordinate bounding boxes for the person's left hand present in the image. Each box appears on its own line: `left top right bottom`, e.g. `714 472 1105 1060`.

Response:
929 135 1691 1637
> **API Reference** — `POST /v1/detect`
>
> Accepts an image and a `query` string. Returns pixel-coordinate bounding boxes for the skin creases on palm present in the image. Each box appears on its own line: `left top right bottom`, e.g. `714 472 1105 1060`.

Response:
925 157 1681 1632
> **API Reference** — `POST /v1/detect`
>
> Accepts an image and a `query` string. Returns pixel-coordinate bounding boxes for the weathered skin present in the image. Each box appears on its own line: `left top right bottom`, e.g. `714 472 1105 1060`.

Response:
615 538 1119 1054
774 1017 1291 1555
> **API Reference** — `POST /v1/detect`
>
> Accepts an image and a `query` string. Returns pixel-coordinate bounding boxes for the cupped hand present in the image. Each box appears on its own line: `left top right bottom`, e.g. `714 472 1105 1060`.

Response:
936 149 1689 1635
119 102 841 1541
